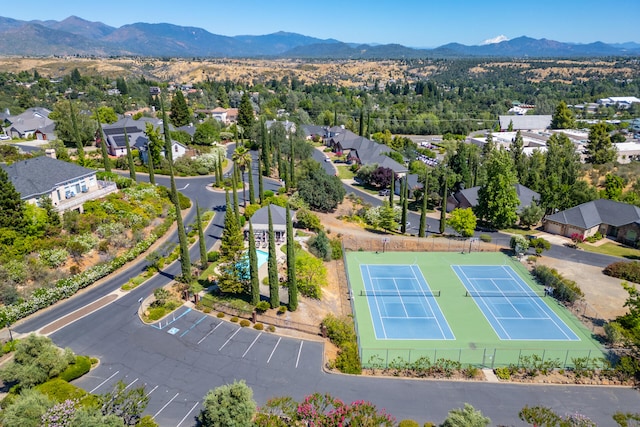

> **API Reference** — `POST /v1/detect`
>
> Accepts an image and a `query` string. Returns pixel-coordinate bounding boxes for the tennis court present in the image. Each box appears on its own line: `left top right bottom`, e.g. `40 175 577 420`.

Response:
345 251 605 368
451 265 579 341
360 264 454 340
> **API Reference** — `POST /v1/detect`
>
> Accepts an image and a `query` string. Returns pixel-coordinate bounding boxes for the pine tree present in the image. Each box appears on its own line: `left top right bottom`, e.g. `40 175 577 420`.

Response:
419 171 429 237
95 114 111 172
551 101 575 130
220 190 244 261
196 201 208 268
248 221 260 305
286 205 298 311
0 167 25 231
39 196 60 234
585 122 616 164
160 94 191 282
124 125 136 181
237 91 254 136
267 206 279 308
169 90 190 127
511 130 526 183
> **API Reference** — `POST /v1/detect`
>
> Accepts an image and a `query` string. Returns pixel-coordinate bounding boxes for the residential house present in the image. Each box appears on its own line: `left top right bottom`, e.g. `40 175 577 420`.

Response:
543 199 640 247
246 205 295 246
446 184 540 213
4 107 55 140
597 97 640 109
1 155 117 213
265 120 296 135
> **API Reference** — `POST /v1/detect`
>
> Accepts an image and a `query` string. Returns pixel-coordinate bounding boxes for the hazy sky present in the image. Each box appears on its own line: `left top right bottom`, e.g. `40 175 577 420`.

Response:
7 0 640 47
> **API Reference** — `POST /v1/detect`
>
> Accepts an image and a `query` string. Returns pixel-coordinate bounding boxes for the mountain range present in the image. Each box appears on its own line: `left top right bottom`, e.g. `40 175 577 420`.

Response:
0 15 638 58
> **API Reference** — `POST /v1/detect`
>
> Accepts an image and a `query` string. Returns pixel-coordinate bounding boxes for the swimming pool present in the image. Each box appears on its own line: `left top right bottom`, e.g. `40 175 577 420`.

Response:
255 249 269 268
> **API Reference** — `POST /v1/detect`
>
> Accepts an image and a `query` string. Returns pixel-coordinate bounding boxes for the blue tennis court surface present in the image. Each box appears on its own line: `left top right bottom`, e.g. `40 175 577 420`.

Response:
360 264 454 340
452 265 579 341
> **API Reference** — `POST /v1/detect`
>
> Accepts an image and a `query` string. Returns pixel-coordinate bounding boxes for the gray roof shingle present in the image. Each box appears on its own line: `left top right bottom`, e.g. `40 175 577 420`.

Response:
545 199 640 228
2 156 95 200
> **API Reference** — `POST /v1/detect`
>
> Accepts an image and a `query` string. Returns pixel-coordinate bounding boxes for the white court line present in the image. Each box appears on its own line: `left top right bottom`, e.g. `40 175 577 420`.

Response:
363 265 388 339
242 333 262 358
267 337 281 363
219 328 241 351
146 385 159 397
123 378 138 390
295 341 303 368
90 370 120 393
197 322 223 345
176 402 200 427
153 392 179 419
410 264 449 339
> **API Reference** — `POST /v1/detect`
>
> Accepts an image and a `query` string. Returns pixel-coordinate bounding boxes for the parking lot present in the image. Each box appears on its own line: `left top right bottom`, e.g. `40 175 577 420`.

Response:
73 308 323 426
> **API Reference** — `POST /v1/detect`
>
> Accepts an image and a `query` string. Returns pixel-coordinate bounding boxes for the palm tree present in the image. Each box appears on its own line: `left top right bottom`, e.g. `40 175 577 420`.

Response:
232 145 252 207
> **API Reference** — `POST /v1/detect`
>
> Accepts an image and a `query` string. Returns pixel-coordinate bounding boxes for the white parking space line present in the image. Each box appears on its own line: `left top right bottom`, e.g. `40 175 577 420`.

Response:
124 378 138 390
90 370 120 393
266 337 281 364
242 333 262 358
146 385 159 397
219 328 241 351
197 322 223 345
153 392 179 419
295 342 303 368
176 402 200 427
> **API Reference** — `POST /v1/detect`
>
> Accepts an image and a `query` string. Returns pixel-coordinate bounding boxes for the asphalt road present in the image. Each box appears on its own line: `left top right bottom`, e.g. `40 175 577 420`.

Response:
12 147 640 426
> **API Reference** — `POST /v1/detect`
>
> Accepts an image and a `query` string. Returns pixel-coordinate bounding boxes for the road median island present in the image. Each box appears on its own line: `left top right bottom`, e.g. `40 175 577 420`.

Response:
39 293 119 335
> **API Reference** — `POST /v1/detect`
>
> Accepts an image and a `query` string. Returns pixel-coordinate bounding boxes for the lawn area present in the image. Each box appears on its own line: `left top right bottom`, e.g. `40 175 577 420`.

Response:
501 227 536 236
578 241 640 259
336 165 355 180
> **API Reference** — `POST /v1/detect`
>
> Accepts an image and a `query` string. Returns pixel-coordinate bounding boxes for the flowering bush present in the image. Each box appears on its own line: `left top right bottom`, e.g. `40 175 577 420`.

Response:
41 399 79 427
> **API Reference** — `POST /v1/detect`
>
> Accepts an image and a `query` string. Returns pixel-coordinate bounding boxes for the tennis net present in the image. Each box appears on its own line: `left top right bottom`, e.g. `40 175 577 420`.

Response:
360 290 441 297
465 290 545 298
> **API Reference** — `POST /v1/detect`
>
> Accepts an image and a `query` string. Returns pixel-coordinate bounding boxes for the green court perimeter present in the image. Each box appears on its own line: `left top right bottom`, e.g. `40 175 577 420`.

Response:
345 251 605 368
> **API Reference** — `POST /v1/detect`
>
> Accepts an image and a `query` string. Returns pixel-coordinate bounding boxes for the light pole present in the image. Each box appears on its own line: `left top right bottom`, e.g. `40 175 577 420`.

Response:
6 322 13 342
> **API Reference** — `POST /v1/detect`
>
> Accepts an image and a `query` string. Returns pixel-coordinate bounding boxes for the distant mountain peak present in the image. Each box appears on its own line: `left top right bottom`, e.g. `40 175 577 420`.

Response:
481 35 509 45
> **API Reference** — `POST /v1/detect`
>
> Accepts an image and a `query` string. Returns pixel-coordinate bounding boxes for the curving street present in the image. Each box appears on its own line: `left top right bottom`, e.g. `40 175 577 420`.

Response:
12 146 640 426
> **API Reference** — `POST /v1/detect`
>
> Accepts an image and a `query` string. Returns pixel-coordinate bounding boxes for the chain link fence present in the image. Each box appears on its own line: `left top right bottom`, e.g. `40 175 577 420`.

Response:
342 235 511 253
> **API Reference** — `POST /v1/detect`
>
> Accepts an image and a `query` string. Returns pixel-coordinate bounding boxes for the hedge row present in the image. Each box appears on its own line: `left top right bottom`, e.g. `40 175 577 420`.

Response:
0 213 175 325
603 261 640 284
58 355 92 382
531 265 584 304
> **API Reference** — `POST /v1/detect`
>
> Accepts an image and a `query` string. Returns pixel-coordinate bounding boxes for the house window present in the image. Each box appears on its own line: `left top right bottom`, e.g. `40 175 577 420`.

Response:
174 145 178 152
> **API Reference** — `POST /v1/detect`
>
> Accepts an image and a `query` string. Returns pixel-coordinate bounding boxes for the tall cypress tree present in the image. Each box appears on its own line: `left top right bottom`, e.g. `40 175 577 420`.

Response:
389 175 394 206
160 94 191 282
401 176 408 234
69 98 85 164
286 206 297 311
123 126 136 181
419 171 429 237
237 91 254 135
216 151 223 185
358 109 364 136
95 114 111 172
248 221 260 305
169 90 190 127
248 159 255 205
289 134 295 188
267 207 279 308
440 173 448 234
147 145 155 185
220 190 243 261
258 163 264 204
0 167 25 231
196 201 208 268
261 120 270 173
232 165 240 223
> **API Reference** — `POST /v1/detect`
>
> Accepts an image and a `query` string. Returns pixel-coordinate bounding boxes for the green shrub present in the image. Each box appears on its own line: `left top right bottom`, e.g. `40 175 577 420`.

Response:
277 305 287 314
58 355 91 382
532 265 583 303
329 238 343 260
256 301 270 313
494 367 511 380
398 420 420 427
604 261 640 284
147 307 165 321
230 316 239 323
479 234 492 243
207 251 220 262
334 341 361 374
254 323 264 331
177 192 191 209
605 321 626 345
267 325 276 332
239 319 250 327
35 378 97 406
217 312 224 318
2 339 17 354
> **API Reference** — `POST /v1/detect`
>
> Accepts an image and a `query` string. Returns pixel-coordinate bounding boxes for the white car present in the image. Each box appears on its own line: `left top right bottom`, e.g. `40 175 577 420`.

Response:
0 134 10 140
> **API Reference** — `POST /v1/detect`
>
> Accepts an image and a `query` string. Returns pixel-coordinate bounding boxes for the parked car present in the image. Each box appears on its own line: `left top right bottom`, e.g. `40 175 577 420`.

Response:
0 134 10 140
379 189 390 196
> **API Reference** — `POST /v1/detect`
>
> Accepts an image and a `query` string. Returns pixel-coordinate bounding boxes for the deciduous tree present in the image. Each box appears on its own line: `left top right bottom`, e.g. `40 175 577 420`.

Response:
476 150 519 229
448 208 477 237
198 381 256 427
